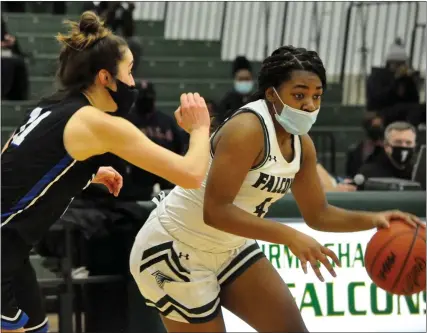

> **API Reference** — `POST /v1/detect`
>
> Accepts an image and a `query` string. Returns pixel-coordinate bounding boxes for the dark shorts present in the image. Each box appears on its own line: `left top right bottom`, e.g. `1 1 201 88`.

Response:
1 230 48 332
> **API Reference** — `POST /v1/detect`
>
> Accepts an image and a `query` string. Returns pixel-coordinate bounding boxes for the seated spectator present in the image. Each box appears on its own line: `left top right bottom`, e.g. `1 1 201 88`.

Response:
82 2 142 72
120 3 142 73
381 101 426 129
2 1 26 12
123 80 187 200
346 112 384 177
317 163 356 192
82 1 98 12
206 98 219 118
107 2 142 72
218 55 255 118
357 121 417 180
27 2 66 14
1 15 29 100
366 38 420 113
204 98 219 130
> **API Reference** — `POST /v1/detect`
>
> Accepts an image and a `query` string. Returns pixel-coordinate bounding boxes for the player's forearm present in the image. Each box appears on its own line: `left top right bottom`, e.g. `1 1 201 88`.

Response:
204 203 298 245
183 127 210 180
309 205 375 232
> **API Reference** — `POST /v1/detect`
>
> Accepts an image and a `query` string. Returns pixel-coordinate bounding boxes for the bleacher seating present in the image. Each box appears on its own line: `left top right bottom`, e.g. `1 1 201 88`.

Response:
2 6 425 333
2 11 367 178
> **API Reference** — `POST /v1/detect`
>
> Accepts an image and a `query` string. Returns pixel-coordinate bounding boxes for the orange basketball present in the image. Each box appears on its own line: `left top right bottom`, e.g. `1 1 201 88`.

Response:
365 219 426 295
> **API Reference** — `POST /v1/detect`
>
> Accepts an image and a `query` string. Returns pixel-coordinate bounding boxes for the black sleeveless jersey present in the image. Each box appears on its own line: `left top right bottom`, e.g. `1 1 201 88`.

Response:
1 94 101 245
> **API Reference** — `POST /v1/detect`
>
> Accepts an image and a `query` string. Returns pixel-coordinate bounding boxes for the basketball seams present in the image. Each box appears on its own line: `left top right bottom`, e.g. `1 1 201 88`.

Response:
368 231 414 275
391 224 420 292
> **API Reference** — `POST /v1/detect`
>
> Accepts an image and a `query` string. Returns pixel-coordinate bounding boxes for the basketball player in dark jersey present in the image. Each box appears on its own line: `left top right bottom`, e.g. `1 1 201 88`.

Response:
1 12 210 333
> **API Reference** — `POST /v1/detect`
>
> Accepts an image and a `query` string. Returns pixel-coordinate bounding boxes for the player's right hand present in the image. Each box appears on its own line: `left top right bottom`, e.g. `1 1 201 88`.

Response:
288 231 341 282
174 93 210 133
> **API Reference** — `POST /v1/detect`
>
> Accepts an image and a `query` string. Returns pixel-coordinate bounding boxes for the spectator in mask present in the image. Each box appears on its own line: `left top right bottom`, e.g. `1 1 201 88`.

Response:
124 80 187 199
366 38 420 112
346 113 384 177
1 15 29 100
218 55 255 118
358 121 417 180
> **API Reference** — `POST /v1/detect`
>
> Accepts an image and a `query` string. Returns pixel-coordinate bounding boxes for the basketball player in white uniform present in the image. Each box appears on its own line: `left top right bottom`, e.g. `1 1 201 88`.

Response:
130 46 422 332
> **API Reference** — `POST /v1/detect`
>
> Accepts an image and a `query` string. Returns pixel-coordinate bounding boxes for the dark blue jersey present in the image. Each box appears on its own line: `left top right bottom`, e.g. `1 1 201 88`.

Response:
1 94 101 245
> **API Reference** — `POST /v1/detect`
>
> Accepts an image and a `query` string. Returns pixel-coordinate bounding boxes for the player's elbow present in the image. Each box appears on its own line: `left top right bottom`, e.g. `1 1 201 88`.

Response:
303 208 329 231
305 219 326 231
203 202 219 227
203 201 228 229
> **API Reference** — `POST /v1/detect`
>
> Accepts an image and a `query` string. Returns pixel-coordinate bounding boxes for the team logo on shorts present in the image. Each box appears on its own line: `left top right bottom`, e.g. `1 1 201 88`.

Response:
152 270 174 289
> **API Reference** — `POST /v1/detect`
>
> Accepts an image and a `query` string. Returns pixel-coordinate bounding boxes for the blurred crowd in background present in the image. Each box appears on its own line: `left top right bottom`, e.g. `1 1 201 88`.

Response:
1 2 426 332
2 1 425 196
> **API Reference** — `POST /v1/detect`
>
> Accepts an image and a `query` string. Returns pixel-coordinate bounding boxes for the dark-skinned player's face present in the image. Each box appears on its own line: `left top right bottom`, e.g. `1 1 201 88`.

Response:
266 70 323 114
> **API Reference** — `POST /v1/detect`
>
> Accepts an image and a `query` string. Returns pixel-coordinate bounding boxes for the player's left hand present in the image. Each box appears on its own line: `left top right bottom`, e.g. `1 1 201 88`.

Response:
372 210 425 230
93 166 123 197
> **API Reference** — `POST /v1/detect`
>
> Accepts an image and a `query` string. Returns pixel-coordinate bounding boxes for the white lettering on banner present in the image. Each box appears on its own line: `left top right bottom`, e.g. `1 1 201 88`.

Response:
223 221 426 333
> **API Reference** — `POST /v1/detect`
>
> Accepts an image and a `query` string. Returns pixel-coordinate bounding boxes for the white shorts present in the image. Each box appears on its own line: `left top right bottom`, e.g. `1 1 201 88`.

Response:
129 210 265 324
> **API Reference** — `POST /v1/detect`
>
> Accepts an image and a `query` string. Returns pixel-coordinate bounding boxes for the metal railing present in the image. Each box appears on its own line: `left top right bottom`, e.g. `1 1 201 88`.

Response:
37 223 124 333
339 2 426 105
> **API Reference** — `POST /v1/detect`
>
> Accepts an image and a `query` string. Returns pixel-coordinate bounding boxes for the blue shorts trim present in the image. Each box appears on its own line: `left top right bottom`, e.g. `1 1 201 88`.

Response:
25 318 49 333
1 310 29 330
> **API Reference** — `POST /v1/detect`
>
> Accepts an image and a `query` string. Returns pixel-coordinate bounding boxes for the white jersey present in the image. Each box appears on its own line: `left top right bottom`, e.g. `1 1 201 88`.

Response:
156 99 302 252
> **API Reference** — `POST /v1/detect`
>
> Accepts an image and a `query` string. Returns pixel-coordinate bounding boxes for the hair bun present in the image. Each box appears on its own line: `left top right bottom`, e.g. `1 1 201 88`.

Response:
57 11 110 51
79 11 103 35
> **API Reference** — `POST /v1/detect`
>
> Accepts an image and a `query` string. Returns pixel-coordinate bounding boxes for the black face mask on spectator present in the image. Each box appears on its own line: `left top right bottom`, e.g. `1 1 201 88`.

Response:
135 96 155 114
135 81 156 115
363 121 384 141
365 124 384 141
389 146 414 168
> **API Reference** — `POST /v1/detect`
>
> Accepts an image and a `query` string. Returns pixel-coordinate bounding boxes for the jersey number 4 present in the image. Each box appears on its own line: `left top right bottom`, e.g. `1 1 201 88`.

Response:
254 197 273 217
11 107 52 146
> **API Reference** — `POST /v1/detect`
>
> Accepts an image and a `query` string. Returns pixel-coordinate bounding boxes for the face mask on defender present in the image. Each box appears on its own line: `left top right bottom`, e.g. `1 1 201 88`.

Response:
106 79 138 117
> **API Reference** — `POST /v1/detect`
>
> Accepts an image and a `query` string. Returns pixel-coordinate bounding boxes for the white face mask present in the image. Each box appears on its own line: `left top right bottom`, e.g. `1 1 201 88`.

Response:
234 80 254 95
272 87 319 135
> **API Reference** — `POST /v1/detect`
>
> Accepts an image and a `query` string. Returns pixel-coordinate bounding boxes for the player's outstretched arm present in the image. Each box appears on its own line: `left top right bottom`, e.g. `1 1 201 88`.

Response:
291 135 423 232
63 93 211 189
